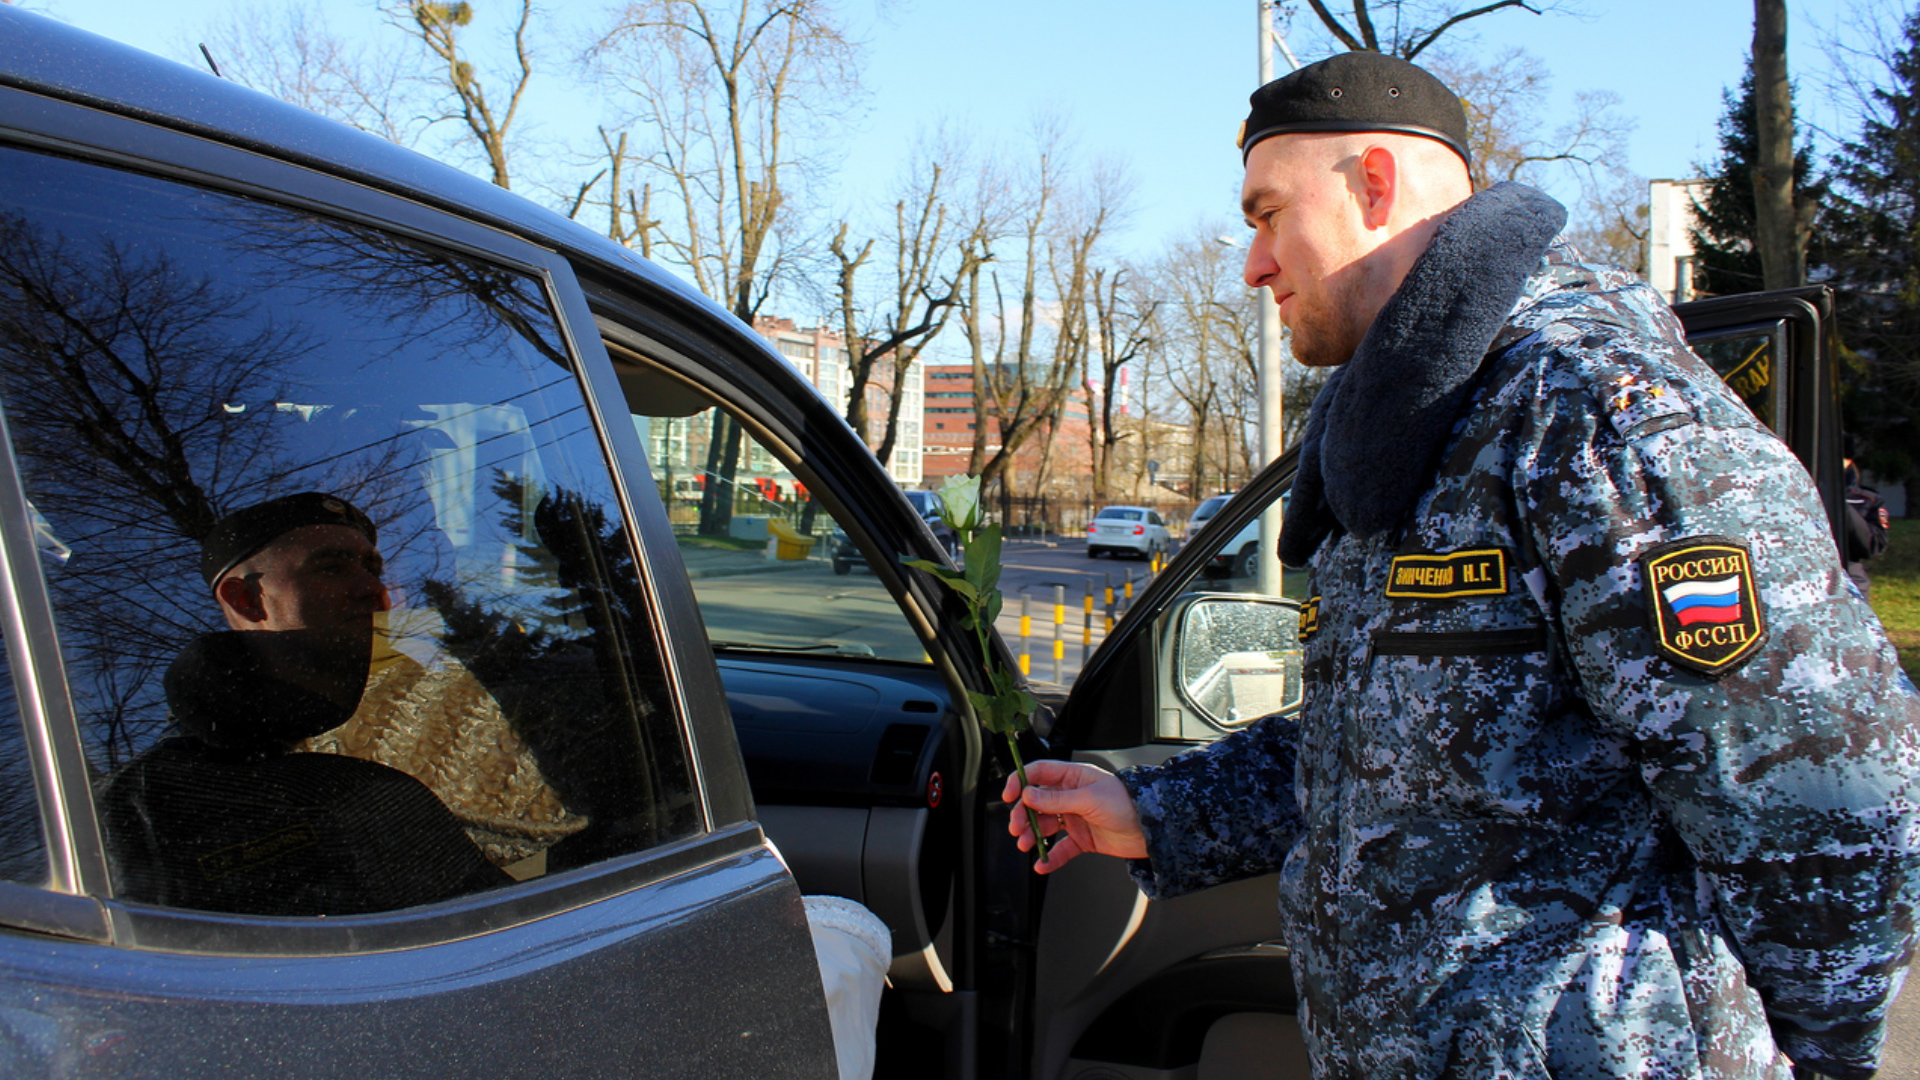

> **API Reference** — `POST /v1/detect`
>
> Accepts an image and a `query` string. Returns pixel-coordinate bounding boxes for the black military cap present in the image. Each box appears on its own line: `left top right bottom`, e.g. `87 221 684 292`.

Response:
200 492 377 587
1239 51 1470 167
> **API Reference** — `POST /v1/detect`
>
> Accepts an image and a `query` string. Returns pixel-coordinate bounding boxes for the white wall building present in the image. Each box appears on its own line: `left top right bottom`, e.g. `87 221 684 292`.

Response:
1647 179 1709 304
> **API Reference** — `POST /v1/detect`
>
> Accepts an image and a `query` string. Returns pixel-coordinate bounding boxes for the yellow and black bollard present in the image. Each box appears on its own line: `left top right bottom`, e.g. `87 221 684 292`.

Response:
1052 584 1066 684
1019 592 1032 676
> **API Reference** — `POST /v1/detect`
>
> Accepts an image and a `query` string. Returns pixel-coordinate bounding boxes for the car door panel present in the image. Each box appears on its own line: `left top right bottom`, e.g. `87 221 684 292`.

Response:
0 838 834 1079
1032 746 1299 1080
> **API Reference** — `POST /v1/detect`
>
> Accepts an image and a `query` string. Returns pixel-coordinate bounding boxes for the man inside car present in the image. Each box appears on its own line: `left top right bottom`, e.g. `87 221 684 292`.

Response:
99 493 509 915
1009 52 1920 1080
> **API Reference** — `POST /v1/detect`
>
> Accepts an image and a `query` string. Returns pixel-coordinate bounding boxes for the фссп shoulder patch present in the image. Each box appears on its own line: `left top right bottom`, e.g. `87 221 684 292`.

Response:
1639 536 1766 677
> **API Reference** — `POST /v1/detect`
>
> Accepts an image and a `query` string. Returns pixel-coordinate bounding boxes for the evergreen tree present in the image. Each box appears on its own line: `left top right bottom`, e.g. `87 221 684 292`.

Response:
1828 9 1920 481
1688 69 1826 299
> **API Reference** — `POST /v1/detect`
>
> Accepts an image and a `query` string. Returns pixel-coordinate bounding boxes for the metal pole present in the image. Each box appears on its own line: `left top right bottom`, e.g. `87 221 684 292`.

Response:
1255 0 1289 598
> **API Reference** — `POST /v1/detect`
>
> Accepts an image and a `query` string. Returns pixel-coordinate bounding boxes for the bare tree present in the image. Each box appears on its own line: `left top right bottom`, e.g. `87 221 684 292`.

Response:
1084 267 1155 503
191 4 421 145
1423 48 1644 266
386 0 536 190
956 128 1131 505
1296 0 1550 61
1141 228 1263 498
831 140 988 474
587 0 858 536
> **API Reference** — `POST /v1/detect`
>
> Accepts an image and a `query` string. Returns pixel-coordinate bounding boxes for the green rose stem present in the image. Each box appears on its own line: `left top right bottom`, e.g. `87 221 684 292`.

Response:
902 476 1052 866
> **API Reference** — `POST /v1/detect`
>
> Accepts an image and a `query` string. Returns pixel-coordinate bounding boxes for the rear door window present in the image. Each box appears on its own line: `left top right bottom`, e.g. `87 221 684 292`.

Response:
0 147 697 916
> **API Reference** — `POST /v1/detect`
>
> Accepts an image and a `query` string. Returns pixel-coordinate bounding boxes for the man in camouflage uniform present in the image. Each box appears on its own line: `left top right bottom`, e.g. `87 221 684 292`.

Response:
1008 52 1920 1080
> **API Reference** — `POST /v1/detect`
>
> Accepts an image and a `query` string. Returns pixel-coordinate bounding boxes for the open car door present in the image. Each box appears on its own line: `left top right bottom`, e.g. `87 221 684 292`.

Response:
1028 285 1842 1080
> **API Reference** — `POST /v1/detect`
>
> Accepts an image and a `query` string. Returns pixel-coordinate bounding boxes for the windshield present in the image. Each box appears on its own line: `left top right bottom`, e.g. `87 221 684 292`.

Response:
1096 508 1144 521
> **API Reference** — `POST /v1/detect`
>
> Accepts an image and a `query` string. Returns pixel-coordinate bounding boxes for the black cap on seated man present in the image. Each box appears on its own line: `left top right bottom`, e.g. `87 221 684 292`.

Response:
201 491 387 635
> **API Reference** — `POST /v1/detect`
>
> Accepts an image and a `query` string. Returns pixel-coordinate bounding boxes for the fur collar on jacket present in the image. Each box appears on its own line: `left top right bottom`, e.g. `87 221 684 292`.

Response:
1279 182 1567 566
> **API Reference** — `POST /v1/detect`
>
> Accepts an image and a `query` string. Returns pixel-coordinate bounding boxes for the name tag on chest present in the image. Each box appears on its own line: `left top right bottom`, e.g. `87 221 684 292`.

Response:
1384 548 1510 599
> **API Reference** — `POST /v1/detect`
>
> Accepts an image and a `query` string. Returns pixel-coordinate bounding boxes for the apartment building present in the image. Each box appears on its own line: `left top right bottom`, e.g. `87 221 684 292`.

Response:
753 317 925 486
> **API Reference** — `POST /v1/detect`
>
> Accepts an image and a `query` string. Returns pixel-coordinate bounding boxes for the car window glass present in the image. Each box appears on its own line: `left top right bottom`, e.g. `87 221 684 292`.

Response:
1688 320 1787 434
0 147 697 917
619 376 929 664
0 626 46 885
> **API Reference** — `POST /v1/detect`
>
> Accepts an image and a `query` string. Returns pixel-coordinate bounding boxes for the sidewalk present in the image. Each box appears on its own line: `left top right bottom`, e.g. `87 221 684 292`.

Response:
675 541 824 580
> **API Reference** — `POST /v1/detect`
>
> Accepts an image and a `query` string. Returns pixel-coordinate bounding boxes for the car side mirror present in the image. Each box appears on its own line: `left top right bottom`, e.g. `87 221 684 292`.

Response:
1173 596 1303 730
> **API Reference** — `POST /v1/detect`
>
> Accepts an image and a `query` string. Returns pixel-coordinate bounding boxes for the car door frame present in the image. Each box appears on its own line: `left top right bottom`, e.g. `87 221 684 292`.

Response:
579 271 1059 1079
1672 284 1842 546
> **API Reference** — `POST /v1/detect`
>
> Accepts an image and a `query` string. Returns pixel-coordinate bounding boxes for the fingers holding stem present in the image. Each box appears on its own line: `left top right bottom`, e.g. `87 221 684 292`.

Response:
1007 735 1051 865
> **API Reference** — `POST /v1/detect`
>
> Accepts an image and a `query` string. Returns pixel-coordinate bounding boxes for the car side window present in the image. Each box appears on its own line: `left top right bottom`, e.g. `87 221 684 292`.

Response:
0 147 697 917
613 355 929 663
1689 321 1786 434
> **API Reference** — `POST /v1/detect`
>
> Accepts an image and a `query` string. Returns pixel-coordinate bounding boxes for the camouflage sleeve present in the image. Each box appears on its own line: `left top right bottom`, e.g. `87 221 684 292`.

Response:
1518 334 1920 1079
1116 714 1305 900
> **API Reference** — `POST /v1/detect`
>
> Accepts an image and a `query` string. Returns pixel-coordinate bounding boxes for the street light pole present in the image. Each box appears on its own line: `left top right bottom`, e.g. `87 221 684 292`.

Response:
1254 1 1294 596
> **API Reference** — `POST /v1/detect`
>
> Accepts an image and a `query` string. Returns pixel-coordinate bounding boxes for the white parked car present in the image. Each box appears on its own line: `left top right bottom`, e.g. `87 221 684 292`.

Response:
1086 505 1172 559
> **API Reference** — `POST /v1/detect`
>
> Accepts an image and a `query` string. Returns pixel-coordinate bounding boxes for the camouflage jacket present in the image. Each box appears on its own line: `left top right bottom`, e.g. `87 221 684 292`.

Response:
1120 184 1920 1080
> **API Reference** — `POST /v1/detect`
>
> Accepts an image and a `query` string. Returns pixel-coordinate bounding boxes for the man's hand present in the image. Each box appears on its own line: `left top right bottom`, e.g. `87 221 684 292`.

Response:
1002 760 1148 874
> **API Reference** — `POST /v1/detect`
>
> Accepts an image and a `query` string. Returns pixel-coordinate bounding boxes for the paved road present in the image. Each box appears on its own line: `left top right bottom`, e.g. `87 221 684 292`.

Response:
997 536 1171 688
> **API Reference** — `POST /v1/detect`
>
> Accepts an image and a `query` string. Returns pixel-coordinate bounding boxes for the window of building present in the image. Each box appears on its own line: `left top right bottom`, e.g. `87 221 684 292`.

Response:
0 147 697 917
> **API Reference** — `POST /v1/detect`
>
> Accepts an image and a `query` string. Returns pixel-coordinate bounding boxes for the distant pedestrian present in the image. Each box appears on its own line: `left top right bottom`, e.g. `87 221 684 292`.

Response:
1845 458 1891 599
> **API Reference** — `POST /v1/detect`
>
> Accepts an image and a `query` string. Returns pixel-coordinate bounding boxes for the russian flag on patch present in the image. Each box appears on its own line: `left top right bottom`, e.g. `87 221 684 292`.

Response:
1662 577 1743 626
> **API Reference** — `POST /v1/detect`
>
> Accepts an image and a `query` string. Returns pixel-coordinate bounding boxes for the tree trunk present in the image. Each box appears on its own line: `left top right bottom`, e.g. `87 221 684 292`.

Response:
1751 0 1802 289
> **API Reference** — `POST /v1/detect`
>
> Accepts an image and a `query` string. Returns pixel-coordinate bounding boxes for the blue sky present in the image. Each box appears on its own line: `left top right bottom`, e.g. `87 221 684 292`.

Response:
27 0 1844 257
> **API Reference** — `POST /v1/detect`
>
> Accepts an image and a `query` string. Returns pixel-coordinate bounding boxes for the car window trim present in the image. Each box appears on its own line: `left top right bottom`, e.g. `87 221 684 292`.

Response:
0 86 558 288
0 396 107 899
536 251 716 837
102 821 775 957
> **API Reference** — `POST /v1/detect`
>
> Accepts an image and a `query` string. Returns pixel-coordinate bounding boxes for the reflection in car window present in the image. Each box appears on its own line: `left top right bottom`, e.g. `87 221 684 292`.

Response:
0 147 696 916
630 396 928 663
1690 325 1780 432
0 627 46 885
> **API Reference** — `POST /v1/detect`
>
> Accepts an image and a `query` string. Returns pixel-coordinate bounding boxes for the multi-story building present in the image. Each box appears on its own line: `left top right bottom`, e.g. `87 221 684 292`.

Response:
920 363 1093 495
753 317 924 487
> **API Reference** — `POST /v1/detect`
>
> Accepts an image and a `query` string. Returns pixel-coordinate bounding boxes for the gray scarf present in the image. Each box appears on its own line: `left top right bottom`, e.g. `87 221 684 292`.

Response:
1280 182 1567 566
